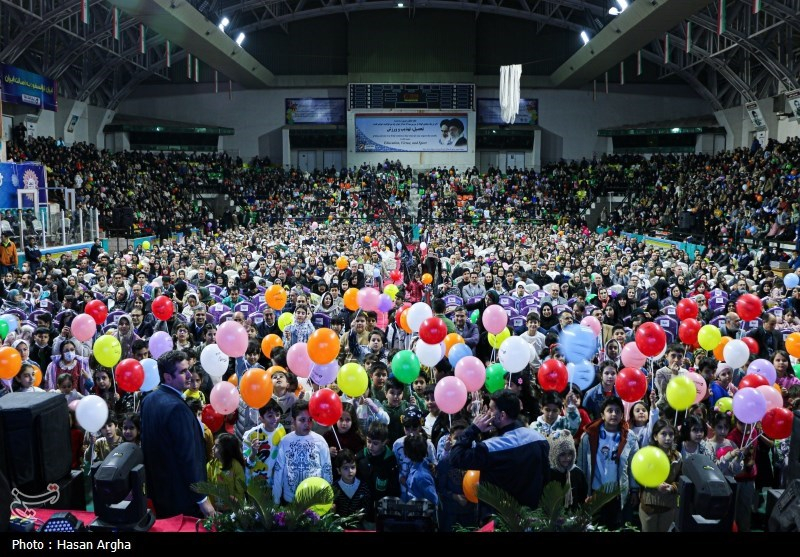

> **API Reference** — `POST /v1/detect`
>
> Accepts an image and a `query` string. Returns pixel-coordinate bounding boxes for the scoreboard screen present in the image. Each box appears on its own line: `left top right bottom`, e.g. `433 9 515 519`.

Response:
349 84 474 110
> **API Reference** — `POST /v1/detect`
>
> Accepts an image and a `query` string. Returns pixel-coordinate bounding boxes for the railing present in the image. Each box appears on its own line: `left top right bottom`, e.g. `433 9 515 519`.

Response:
0 207 100 249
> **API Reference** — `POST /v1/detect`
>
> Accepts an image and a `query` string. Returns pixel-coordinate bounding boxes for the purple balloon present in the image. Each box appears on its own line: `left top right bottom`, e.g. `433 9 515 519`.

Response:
377 294 394 313
149 331 174 359
746 359 777 386
733 387 767 424
309 361 339 386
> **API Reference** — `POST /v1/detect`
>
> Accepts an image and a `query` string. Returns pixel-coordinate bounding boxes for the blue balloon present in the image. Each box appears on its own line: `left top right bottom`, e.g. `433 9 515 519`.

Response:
140 358 161 392
567 360 596 391
448 343 472 368
785 273 799 289
559 324 597 363
0 314 18 333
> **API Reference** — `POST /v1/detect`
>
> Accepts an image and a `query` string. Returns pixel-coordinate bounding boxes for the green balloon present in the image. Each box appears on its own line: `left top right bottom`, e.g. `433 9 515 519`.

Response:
485 363 506 393
794 364 800 377
0 319 8 339
470 310 480 324
390 350 420 384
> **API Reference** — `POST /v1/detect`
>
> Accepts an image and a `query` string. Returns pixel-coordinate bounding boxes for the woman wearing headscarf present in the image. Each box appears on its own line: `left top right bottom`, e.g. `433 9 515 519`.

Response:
112 314 140 360
314 292 337 317
4 289 30 313
539 301 558 332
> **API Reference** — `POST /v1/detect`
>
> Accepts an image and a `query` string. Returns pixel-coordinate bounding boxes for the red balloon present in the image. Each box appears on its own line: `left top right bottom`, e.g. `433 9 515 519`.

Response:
615 367 648 403
151 295 175 321
676 298 699 321
115 358 144 392
678 318 702 346
537 359 568 392
394 303 411 327
741 336 759 355
762 407 793 439
390 270 402 281
308 388 343 427
736 293 763 322
635 322 667 357
419 317 447 345
201 404 224 432
738 373 769 390
85 299 109 325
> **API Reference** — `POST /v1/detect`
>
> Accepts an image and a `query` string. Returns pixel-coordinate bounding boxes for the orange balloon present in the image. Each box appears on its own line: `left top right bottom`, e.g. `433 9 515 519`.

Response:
0 346 22 380
364 236 371 243
265 285 287 311
307 327 341 365
267 365 287 377
787 332 800 358
240 368 274 409
261 334 284 358
421 273 433 285
32 366 42 388
336 256 348 270
463 470 480 504
343 287 360 311
400 310 412 334
713 336 731 362
443 333 465 356
227 374 238 386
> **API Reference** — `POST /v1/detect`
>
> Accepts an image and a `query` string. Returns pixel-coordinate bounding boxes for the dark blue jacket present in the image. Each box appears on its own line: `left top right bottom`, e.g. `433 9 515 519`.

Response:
449 421 550 509
141 385 207 518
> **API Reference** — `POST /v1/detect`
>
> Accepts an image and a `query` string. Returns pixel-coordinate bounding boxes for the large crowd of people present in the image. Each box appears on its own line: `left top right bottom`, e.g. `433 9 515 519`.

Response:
1 131 800 533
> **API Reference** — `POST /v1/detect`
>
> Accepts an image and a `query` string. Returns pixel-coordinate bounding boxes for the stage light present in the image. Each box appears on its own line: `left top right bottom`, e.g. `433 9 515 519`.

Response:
235 32 245 46
40 512 85 533
580 31 590 45
397 2 404 6
218 17 229 31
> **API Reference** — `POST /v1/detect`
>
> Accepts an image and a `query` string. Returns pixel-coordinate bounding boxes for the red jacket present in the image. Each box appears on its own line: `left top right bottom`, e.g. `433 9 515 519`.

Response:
407 280 423 303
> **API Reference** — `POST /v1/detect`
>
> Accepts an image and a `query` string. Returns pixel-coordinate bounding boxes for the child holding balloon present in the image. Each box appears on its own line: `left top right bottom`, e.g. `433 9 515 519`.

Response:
638 419 682 532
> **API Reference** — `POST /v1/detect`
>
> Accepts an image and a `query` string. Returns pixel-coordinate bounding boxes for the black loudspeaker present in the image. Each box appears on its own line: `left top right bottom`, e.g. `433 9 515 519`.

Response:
0 470 10 532
768 480 800 532
41 470 86 511
120 207 134 229
679 211 696 231
787 410 800 483
0 393 72 493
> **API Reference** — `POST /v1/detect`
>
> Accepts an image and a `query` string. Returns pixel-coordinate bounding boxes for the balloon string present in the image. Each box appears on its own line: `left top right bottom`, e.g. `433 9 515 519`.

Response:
331 426 342 450
449 414 452 430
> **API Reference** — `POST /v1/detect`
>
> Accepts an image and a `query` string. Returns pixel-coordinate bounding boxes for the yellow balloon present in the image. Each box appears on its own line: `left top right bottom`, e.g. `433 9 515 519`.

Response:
278 312 294 332
666 375 696 411
697 325 722 351
337 363 368 397
142 240 151 250
631 446 670 488
716 396 733 413
295 477 333 515
94 335 122 368
489 328 510 349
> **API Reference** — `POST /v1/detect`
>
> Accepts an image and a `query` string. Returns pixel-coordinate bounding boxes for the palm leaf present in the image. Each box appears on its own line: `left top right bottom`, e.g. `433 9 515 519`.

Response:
246 476 277 529
290 485 335 515
475 482 529 532
539 481 569 524
192 480 245 511
584 482 620 517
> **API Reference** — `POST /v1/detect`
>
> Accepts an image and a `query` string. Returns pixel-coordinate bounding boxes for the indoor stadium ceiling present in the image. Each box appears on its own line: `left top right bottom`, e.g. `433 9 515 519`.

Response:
1 0 799 111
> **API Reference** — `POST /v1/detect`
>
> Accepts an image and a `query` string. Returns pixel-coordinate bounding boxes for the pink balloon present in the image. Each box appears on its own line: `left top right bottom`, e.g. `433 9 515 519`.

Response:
357 288 380 312
454 356 486 392
686 371 708 404
482 305 508 334
68 400 80 412
216 321 248 358
287 342 313 378
756 384 783 411
621 342 647 369
580 316 602 337
71 313 97 342
434 376 468 414
149 331 174 359
210 382 240 415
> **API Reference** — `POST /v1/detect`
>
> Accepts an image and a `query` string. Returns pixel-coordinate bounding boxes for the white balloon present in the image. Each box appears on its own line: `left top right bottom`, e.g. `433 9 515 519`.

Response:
415 340 444 367
201 344 230 379
406 302 433 333
76 395 109 433
498 336 530 373
723 339 750 369
140 358 161 392
420 242 427 250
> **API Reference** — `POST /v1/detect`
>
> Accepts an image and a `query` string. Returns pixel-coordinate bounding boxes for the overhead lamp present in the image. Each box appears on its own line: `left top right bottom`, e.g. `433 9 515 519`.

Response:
397 2 404 6
218 17 229 31
235 32 245 46
580 31 590 45
609 0 628 15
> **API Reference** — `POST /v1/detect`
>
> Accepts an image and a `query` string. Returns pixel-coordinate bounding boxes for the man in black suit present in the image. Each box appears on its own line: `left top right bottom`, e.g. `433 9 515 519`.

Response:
141 350 215 518
747 312 785 360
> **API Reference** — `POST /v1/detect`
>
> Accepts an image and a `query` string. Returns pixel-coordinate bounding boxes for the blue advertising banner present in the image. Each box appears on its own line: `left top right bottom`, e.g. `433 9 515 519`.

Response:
285 98 346 124
1 64 58 112
477 98 538 125
355 114 468 152
0 162 48 209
